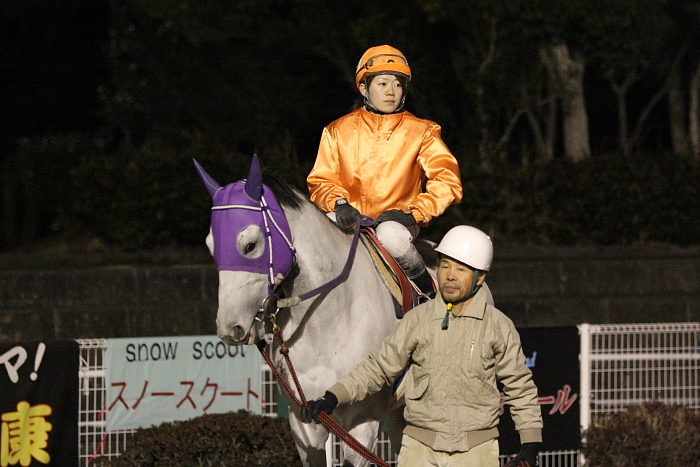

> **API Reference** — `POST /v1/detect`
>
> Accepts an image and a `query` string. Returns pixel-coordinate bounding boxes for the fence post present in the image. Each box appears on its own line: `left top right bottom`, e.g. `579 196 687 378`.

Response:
577 324 591 467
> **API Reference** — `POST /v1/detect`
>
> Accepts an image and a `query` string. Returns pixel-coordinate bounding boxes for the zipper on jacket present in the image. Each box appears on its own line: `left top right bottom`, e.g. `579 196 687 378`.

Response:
468 340 475 370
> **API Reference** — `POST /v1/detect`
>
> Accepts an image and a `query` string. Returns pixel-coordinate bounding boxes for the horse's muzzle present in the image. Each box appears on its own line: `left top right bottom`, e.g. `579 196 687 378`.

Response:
218 325 248 345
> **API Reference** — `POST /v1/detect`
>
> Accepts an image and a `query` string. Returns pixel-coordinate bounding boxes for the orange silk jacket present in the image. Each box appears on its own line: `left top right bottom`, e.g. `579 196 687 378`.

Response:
307 108 463 226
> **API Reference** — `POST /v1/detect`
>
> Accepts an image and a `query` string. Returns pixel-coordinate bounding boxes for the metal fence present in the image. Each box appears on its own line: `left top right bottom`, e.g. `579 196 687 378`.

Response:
78 339 133 465
578 322 700 466
78 338 280 465
77 323 700 466
77 338 577 466
578 322 700 432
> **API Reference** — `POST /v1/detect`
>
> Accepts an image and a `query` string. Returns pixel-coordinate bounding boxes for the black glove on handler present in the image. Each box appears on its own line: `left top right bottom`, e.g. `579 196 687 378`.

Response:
376 209 417 228
299 391 338 424
504 442 541 467
334 200 361 233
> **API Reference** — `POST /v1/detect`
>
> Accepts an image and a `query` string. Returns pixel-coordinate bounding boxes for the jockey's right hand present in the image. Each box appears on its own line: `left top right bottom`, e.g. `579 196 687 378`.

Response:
300 391 338 424
334 200 361 233
376 209 417 227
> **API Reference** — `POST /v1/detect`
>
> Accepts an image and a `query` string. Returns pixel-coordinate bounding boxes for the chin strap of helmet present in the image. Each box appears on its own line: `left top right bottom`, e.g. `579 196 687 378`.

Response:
441 271 482 330
363 95 407 114
441 303 453 330
361 78 407 114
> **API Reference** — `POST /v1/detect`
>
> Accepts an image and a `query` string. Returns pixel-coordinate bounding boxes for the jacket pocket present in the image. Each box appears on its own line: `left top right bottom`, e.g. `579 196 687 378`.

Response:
406 372 429 400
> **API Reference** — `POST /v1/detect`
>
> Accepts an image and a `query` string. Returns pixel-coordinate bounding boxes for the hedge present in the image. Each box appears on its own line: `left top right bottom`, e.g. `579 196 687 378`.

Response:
93 411 301 466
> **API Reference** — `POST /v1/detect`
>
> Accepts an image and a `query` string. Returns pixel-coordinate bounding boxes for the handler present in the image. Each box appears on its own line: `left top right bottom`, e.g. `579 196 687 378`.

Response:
300 225 543 467
307 45 463 299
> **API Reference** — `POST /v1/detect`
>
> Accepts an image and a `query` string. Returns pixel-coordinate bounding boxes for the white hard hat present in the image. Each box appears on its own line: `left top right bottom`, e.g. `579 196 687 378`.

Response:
435 225 493 272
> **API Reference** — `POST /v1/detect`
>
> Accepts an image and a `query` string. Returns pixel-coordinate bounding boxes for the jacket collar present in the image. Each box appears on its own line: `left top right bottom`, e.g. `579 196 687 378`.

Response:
431 288 488 321
358 107 405 132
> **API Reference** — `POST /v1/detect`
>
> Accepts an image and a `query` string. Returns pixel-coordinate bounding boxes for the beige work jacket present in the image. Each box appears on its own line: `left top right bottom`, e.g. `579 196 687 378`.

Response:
329 289 543 452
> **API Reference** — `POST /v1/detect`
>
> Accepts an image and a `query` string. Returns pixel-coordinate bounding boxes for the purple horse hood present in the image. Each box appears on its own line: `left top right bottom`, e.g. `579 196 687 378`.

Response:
194 158 296 287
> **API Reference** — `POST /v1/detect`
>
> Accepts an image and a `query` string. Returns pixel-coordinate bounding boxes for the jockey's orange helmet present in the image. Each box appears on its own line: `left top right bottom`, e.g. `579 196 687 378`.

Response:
355 45 411 90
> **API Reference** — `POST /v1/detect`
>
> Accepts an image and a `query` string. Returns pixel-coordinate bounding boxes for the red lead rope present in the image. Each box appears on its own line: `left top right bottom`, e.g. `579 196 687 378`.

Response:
258 327 390 467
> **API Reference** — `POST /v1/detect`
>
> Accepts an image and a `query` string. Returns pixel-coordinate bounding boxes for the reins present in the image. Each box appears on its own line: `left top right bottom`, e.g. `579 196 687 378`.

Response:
274 215 372 308
258 318 390 467
258 217 391 467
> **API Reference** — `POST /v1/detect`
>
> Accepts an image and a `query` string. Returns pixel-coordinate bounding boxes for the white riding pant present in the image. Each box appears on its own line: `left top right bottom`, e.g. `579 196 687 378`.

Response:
327 213 424 278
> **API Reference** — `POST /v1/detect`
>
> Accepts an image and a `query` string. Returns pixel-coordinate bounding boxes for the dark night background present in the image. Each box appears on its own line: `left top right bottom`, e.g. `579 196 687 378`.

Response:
1 0 699 252
2 2 109 147
1 2 698 462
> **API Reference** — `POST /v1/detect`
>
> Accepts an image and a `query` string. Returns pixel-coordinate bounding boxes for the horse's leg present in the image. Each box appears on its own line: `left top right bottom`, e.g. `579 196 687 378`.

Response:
386 367 410 457
288 412 330 467
341 419 380 467
384 406 407 457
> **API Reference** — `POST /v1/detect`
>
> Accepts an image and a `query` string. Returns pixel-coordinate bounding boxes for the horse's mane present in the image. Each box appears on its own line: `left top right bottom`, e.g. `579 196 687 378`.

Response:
261 168 307 211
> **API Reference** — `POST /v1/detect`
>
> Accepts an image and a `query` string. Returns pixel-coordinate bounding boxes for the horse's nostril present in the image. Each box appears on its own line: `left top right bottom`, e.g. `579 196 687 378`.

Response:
218 322 250 345
231 325 247 341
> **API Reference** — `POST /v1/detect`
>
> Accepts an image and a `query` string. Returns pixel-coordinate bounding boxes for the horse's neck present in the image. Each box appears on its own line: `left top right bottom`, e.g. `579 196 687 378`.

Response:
284 202 355 294
279 202 393 339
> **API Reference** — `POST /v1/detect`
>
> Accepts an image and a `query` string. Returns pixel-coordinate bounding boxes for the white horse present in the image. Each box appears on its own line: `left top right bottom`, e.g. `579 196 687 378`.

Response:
195 156 407 466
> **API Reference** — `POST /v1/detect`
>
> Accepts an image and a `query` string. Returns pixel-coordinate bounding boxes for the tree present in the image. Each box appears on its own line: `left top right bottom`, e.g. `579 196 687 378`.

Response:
0 0 107 247
539 42 590 162
582 0 670 157
666 0 700 159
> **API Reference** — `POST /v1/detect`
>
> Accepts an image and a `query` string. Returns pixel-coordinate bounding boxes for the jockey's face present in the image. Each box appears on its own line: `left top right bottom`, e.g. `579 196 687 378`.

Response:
360 74 404 114
437 256 486 310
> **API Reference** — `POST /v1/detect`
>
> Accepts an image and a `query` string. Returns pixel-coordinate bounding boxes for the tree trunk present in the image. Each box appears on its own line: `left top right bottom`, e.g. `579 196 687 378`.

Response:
544 77 558 162
611 78 633 158
667 54 688 155
689 60 700 159
540 43 591 161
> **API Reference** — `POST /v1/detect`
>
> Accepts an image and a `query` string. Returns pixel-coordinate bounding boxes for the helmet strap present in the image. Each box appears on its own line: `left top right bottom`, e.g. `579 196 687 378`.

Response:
363 94 407 114
468 271 482 298
361 78 407 115
441 303 452 330
441 271 482 331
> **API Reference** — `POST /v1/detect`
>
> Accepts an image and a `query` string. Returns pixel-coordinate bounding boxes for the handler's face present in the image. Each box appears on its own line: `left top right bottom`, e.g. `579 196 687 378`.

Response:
437 256 481 304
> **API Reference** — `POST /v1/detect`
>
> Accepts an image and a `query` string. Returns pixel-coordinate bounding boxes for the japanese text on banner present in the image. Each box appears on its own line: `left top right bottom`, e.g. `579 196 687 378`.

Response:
106 336 262 430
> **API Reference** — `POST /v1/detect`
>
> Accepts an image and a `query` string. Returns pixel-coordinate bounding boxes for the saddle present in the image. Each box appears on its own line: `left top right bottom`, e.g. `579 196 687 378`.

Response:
360 227 422 318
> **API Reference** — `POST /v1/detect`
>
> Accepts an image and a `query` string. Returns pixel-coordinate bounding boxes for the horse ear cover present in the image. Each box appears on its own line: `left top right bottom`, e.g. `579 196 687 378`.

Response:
244 155 263 201
193 159 222 198
196 156 296 280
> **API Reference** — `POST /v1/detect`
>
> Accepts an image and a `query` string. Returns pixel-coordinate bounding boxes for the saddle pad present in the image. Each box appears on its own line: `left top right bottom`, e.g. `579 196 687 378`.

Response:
360 228 414 316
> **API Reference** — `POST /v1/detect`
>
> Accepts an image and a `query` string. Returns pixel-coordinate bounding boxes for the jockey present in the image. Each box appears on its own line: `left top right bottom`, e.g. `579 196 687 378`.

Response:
307 44 463 299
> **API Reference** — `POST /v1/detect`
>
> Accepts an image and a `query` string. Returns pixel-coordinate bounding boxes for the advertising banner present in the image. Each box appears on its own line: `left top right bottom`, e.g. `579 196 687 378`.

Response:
499 326 580 454
0 340 78 467
105 335 262 431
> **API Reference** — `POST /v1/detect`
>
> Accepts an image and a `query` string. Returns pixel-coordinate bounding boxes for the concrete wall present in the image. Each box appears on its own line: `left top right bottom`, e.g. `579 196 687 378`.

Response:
491 244 699 327
1 244 698 342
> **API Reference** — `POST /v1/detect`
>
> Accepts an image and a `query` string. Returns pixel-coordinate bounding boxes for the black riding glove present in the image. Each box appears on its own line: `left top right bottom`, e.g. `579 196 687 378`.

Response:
505 442 541 467
376 209 417 227
299 391 338 424
334 200 361 233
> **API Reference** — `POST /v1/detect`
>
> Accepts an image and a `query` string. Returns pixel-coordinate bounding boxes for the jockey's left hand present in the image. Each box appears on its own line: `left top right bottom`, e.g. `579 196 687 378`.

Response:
504 442 541 467
335 200 361 233
376 209 416 227
299 391 338 424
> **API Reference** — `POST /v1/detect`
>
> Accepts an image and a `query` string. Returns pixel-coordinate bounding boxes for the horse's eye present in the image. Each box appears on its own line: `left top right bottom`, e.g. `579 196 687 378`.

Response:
236 224 264 258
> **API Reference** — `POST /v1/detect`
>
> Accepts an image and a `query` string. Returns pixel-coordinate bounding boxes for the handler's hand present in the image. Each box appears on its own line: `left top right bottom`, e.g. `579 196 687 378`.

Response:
504 442 541 467
299 391 338 424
